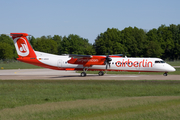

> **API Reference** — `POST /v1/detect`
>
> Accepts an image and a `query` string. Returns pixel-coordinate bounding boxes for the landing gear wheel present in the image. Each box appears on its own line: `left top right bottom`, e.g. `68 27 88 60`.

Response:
98 71 104 76
163 72 168 76
81 72 86 77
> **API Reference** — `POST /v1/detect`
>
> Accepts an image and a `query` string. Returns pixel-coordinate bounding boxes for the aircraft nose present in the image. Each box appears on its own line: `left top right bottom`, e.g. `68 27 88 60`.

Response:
168 66 176 72
171 67 176 72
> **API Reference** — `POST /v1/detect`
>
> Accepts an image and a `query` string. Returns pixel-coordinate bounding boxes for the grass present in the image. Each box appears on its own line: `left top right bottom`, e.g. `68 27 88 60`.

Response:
1 96 180 120
166 60 180 66
0 61 42 69
0 80 180 120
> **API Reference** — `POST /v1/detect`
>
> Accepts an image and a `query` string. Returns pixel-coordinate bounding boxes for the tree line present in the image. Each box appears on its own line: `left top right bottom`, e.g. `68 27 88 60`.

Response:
0 24 180 60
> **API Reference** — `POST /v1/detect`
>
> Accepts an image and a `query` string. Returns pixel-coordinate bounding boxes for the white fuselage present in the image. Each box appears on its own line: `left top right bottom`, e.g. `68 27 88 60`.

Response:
35 51 175 72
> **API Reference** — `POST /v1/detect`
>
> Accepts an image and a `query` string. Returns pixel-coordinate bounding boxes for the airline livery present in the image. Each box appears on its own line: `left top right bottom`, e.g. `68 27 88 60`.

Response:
10 33 175 77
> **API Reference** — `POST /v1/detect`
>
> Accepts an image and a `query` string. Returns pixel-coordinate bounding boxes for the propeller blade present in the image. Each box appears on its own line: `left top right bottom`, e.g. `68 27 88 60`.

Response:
105 51 112 73
106 62 108 70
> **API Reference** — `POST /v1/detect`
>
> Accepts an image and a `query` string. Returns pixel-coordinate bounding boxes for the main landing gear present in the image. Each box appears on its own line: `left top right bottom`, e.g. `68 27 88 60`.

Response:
80 67 105 77
163 72 168 76
81 72 86 77
80 67 88 77
98 71 104 76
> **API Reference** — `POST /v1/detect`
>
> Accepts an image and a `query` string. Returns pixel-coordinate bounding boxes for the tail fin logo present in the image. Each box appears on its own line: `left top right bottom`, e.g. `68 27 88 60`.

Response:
20 44 27 52
14 37 29 57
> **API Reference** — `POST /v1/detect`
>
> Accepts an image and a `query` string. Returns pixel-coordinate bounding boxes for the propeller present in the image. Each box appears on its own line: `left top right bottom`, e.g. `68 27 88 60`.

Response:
104 51 112 73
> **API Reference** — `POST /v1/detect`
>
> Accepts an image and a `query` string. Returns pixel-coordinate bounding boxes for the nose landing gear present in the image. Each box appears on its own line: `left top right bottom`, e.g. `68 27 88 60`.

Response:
163 72 168 76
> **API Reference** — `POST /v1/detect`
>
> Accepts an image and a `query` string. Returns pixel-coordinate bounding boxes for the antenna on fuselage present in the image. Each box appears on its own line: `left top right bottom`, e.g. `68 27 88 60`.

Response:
124 52 127 58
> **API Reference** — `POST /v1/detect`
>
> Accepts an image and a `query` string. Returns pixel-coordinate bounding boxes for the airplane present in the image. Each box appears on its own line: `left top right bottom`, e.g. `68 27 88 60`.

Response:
10 33 176 77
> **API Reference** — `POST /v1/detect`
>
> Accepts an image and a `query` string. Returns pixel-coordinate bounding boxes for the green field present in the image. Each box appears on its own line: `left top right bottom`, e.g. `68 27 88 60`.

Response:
0 61 42 69
166 60 180 66
0 80 180 120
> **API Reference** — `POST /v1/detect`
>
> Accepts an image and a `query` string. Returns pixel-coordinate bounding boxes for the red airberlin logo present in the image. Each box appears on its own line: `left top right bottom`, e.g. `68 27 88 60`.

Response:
116 59 153 67
19 43 27 52
14 37 29 57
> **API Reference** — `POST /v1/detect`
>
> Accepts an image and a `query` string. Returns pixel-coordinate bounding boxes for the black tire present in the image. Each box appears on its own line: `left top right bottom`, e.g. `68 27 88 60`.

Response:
163 73 167 76
81 72 86 77
98 71 104 76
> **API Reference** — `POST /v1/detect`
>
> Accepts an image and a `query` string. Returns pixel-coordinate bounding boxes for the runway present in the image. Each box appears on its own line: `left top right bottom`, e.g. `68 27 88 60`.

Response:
0 69 180 80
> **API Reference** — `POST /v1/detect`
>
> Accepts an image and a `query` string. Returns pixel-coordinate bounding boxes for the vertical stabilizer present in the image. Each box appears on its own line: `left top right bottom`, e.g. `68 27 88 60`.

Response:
10 33 36 58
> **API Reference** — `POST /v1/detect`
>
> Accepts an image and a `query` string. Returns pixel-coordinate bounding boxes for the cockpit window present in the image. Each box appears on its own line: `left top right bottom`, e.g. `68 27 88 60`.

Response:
160 61 165 63
155 61 160 63
155 60 165 63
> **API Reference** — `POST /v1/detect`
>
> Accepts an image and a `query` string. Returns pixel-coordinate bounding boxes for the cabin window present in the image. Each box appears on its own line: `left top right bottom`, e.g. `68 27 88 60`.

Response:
129 62 133 65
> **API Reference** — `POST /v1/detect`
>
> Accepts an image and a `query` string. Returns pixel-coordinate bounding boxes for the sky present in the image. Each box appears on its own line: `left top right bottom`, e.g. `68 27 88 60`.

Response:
0 0 180 44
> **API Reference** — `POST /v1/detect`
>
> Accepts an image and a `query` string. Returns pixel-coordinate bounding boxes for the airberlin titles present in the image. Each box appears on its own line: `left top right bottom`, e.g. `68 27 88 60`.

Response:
116 59 152 68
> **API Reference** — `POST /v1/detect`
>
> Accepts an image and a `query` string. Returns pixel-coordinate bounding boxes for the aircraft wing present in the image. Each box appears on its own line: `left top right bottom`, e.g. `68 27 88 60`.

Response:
69 54 92 58
68 54 123 67
69 54 123 59
109 54 123 57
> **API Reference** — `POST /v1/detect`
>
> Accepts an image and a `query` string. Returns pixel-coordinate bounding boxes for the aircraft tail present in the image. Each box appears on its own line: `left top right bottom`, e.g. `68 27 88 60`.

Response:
10 33 36 58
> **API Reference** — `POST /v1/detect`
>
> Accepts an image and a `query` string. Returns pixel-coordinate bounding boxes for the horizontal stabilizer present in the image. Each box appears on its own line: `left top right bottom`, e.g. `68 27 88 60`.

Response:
10 33 29 37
